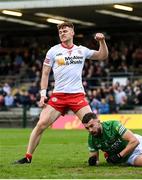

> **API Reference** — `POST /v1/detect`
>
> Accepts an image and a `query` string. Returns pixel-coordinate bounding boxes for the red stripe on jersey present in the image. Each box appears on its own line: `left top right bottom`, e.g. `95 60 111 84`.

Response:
44 58 50 64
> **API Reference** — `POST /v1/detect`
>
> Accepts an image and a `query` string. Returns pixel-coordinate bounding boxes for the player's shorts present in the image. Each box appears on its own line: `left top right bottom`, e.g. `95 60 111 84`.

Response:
127 134 142 165
47 92 89 115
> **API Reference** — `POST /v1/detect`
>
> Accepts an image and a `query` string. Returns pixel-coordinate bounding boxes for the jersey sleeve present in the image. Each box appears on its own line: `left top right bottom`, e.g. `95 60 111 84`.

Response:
88 134 98 152
113 121 127 136
81 46 95 59
43 47 54 67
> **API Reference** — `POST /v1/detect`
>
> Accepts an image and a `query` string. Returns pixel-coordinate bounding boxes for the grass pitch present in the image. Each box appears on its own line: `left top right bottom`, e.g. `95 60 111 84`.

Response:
0 128 142 179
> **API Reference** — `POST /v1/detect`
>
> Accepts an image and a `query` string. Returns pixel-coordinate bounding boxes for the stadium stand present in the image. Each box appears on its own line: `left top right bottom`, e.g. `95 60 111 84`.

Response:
0 0 142 127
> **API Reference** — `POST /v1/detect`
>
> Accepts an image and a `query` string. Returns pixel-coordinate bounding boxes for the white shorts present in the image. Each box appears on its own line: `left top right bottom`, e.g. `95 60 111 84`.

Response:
127 134 142 165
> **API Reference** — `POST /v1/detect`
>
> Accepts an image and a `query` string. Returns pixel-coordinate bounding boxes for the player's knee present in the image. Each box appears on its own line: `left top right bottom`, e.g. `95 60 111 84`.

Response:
36 122 47 132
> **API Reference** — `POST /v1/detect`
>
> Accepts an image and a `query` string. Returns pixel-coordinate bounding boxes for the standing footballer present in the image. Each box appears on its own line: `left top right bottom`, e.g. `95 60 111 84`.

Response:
14 22 108 164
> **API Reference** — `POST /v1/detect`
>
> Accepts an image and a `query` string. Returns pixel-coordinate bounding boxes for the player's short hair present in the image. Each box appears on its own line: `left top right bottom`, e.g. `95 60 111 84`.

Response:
57 21 74 30
82 112 97 124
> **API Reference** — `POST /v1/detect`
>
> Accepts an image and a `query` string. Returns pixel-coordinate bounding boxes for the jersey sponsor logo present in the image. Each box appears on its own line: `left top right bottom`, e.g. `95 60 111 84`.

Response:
95 138 123 153
56 56 66 65
110 139 123 153
65 55 83 61
65 55 83 65
101 139 123 153
56 55 83 66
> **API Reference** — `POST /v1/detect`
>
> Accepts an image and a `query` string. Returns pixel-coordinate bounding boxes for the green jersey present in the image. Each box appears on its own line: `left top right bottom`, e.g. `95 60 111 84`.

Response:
88 121 130 162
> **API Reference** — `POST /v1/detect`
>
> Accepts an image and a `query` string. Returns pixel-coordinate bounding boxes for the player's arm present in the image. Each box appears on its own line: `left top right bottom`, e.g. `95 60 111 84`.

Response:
88 151 99 166
39 64 51 107
90 33 108 60
119 130 139 158
106 122 139 164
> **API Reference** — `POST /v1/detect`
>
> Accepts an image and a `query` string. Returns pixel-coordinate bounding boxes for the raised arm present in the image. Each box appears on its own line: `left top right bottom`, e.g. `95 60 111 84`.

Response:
90 33 108 60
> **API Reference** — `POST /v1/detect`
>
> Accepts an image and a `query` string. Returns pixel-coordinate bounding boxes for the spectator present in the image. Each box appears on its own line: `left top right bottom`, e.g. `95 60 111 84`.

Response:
12 88 21 107
19 89 31 107
0 94 4 110
91 98 101 113
4 92 14 108
28 82 39 97
98 98 110 114
134 87 142 105
114 85 127 109
3 83 11 95
14 53 24 73
108 95 117 113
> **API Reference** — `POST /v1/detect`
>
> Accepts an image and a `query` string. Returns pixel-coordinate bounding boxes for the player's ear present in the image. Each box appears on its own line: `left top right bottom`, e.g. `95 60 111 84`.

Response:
71 29 75 36
94 118 100 123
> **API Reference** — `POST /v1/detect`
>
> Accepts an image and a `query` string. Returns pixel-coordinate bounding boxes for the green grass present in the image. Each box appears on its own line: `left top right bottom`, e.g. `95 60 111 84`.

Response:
0 128 142 179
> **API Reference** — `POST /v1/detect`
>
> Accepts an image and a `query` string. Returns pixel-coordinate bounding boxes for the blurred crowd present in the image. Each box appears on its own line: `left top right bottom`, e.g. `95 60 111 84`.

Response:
0 79 142 114
0 33 142 113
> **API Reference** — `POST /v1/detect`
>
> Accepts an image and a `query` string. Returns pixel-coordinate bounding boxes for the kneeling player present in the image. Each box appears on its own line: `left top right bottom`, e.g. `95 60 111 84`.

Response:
82 112 142 166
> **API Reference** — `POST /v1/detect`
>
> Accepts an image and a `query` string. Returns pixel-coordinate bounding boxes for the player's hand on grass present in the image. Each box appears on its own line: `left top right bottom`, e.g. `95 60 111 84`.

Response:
88 156 97 166
38 96 47 107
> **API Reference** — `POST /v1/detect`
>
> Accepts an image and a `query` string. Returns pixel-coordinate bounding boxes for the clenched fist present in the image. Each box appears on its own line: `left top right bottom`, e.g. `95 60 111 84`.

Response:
94 33 105 41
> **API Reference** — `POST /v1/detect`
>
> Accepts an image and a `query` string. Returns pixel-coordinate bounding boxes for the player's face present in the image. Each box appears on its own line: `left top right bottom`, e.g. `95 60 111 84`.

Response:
84 119 102 137
58 26 74 43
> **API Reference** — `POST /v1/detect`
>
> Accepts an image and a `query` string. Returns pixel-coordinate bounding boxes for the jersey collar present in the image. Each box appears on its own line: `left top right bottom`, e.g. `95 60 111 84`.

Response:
61 43 74 49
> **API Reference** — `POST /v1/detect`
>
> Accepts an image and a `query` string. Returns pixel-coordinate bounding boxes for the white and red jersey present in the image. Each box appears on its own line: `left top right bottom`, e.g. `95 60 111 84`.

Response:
44 43 95 93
